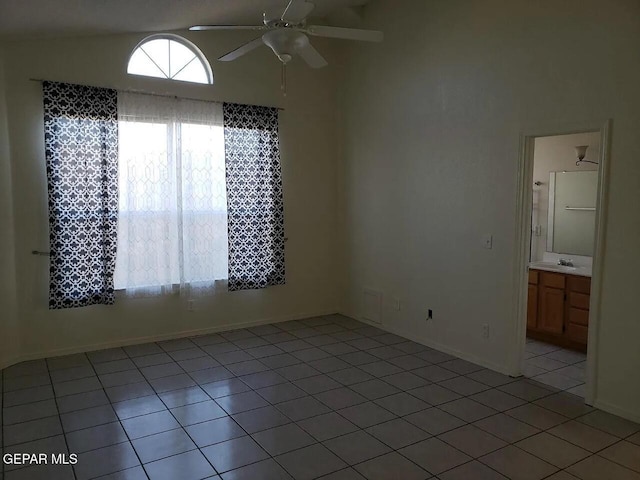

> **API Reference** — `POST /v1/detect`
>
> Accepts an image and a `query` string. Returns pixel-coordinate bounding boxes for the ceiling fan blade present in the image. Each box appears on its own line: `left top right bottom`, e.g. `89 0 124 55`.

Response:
190 25 266 31
298 43 328 69
218 37 264 62
282 0 315 24
306 25 383 42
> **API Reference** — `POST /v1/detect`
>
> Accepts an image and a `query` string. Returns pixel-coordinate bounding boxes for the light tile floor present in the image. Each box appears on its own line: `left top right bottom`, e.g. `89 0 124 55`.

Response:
523 339 587 397
2 315 639 480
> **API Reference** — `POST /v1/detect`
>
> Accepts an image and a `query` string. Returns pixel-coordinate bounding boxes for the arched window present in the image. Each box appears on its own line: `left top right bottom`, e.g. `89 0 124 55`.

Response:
127 34 213 84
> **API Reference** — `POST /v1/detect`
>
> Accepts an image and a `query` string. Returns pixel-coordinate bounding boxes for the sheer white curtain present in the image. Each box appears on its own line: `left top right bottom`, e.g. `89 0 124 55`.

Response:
114 92 228 296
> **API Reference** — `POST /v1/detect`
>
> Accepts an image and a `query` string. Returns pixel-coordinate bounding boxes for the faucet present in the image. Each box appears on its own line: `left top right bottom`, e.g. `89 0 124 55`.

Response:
558 258 574 267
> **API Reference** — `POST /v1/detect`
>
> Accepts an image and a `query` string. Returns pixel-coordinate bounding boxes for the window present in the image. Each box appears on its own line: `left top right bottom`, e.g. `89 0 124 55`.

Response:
113 93 227 295
43 81 285 307
127 34 213 85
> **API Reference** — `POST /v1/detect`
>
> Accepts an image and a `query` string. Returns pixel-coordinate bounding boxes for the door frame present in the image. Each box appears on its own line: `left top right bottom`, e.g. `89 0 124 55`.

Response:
510 119 612 406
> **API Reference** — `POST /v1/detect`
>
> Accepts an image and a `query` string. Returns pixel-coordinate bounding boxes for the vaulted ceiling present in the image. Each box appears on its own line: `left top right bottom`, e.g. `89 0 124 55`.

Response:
0 0 370 40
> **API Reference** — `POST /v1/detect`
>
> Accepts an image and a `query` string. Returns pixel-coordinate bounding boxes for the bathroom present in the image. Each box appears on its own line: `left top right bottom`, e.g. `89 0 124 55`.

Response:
524 132 601 397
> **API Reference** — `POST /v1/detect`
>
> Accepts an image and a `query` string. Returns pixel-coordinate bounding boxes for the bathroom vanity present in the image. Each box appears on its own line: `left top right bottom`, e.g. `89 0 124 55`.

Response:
527 264 591 352
527 169 597 352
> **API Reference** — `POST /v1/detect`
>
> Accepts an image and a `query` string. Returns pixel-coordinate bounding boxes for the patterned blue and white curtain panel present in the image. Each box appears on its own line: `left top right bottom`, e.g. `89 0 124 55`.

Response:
223 103 286 291
43 81 119 309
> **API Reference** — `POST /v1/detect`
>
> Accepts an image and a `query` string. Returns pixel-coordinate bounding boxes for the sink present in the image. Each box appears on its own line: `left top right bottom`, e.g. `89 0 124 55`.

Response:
529 262 576 273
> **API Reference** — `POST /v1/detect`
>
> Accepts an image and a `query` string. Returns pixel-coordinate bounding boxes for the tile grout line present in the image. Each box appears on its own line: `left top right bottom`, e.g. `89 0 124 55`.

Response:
206 327 533 478
83 349 150 480
143 337 236 479
125 330 318 479
106 339 225 480
177 329 379 480
2 319 638 480
45 355 78 480
0 366 609 439
147 325 428 479
523 341 588 394
28 385 624 480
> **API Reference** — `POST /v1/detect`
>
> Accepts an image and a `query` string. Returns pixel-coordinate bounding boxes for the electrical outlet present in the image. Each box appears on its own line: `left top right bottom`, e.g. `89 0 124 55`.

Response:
187 300 195 312
427 309 433 321
482 324 490 338
482 234 493 250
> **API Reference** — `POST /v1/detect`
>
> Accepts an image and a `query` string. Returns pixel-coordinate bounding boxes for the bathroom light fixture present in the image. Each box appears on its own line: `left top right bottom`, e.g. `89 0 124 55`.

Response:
575 145 598 166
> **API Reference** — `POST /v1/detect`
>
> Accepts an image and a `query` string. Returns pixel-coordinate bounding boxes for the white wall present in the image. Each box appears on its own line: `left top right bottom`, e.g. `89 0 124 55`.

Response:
0 48 20 366
531 132 599 262
339 0 640 421
1 32 341 366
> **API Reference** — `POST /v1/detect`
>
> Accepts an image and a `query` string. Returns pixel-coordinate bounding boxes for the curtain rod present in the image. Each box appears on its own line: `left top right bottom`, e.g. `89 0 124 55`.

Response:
28 78 285 111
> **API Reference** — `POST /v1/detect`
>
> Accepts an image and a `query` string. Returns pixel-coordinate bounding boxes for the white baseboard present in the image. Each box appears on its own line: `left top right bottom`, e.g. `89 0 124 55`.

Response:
341 311 515 377
0 354 14 372
340 311 640 424
592 399 640 424
0 308 337 371
8 306 639 424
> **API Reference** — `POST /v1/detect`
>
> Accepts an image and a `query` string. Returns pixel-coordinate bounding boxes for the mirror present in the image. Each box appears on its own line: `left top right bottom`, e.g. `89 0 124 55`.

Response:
547 171 597 256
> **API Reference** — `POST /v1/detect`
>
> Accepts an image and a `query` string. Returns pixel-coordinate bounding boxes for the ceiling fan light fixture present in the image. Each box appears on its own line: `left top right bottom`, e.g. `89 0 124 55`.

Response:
262 29 306 64
575 145 588 161
575 145 599 166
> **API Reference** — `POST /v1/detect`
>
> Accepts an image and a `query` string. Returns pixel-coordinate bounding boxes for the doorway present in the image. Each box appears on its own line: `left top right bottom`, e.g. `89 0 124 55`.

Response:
512 121 611 406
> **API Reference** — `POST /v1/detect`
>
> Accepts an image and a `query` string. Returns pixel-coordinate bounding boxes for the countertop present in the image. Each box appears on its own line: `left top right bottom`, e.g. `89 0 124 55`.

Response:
529 262 592 278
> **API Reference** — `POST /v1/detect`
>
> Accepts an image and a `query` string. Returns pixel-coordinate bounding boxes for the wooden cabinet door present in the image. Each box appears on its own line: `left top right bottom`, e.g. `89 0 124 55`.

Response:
567 308 589 343
527 284 538 329
538 286 565 335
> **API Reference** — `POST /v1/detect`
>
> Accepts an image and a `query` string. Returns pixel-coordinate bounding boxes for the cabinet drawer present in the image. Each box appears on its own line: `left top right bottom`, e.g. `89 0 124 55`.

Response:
567 323 589 344
528 270 539 285
568 275 591 294
569 292 590 310
541 272 565 289
569 307 589 326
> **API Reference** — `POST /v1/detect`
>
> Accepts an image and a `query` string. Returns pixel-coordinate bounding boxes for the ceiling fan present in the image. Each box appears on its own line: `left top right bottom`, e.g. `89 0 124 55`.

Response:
189 0 383 69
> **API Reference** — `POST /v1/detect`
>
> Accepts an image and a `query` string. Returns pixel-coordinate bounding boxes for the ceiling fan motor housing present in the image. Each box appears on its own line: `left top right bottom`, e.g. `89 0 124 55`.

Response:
262 29 309 64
